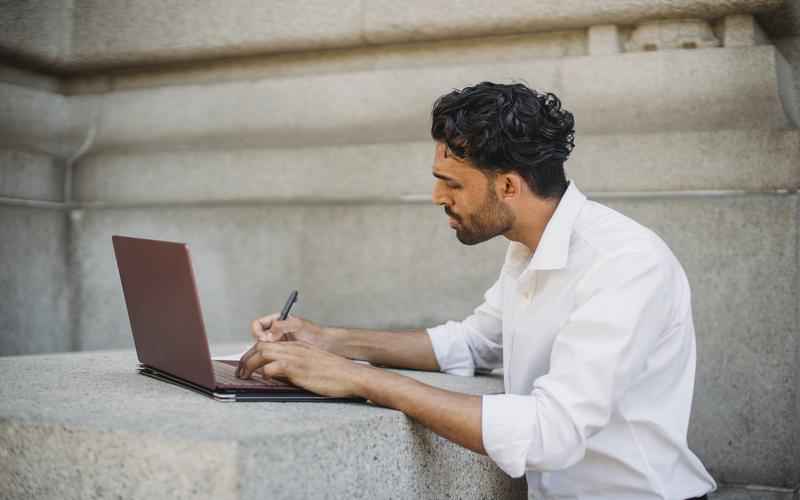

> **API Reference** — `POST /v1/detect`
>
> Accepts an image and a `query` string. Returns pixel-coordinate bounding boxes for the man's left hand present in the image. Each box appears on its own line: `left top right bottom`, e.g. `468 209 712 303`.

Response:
237 340 367 398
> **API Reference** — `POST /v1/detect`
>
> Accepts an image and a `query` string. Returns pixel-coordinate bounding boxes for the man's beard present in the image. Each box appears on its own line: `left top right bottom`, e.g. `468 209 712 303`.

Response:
446 185 515 246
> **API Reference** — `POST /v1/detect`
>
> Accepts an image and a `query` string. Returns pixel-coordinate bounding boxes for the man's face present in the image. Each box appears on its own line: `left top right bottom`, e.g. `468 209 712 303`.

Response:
431 143 515 245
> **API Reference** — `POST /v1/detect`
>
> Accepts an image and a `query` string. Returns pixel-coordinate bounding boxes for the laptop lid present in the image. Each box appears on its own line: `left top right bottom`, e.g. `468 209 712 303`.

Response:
112 235 216 390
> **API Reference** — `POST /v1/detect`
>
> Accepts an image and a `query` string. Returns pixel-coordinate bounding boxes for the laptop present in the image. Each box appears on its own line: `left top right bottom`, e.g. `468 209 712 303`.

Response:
112 235 362 402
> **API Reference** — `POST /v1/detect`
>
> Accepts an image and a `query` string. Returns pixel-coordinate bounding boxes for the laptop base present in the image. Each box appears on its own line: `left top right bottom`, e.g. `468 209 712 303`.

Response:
138 365 365 403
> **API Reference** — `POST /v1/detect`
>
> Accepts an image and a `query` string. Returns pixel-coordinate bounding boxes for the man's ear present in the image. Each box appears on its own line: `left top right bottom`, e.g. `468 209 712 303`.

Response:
498 173 524 200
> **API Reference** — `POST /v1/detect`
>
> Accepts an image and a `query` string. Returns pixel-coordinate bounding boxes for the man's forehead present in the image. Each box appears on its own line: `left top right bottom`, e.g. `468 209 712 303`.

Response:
432 144 481 178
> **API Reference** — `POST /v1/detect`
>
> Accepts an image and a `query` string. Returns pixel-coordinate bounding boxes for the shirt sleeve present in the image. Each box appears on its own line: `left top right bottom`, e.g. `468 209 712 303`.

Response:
426 277 504 376
481 250 674 477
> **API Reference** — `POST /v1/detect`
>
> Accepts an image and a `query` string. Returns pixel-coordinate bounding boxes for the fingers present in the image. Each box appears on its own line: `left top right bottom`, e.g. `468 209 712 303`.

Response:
261 360 290 379
237 343 259 374
238 341 309 379
265 316 303 342
251 313 280 341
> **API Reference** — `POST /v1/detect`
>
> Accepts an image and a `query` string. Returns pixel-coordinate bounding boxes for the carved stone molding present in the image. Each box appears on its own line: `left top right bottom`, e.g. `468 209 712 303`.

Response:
626 19 720 52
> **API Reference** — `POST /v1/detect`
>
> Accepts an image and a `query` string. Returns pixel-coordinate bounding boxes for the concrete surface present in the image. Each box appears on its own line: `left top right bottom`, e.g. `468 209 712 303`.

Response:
72 129 800 205
0 206 69 355
719 14 770 47
0 1 72 68
65 46 794 153
0 80 91 158
0 345 524 500
0 0 784 71
0 149 63 202
61 30 587 95
712 487 799 500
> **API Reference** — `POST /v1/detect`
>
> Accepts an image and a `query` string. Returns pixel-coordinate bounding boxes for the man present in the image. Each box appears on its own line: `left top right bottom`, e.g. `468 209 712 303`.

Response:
237 82 716 499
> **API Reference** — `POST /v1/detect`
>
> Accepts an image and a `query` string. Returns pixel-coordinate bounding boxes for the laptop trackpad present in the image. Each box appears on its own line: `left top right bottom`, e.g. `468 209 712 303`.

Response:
212 360 299 390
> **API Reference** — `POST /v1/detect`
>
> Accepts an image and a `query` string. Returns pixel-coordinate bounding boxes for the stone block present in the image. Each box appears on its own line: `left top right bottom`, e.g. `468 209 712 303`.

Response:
602 193 799 487
0 347 523 500
568 129 800 192
588 25 623 55
561 46 795 135
74 143 436 204
362 0 782 45
71 46 793 152
0 206 69 355
625 19 720 52
63 30 586 96
0 1 70 67
718 14 769 47
0 81 92 158
0 149 63 201
1 0 785 71
72 129 800 206
69 0 364 70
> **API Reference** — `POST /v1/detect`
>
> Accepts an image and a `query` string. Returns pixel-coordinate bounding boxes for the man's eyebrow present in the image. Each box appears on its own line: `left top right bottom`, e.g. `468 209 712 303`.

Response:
433 172 453 181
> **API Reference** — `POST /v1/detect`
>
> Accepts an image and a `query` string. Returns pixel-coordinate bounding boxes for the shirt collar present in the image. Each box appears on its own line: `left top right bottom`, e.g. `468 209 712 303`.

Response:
502 181 587 276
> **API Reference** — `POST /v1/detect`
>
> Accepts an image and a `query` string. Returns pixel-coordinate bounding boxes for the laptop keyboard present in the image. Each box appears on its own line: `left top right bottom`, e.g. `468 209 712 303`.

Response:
212 360 296 389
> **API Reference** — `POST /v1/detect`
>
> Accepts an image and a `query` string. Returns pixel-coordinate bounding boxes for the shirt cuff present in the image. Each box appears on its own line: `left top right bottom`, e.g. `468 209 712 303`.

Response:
426 322 475 376
482 394 540 478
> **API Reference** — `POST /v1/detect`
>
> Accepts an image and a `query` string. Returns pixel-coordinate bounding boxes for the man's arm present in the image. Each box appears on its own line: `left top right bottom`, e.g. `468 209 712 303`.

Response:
237 339 485 454
250 276 504 374
249 314 440 371
355 363 485 454
329 327 442 371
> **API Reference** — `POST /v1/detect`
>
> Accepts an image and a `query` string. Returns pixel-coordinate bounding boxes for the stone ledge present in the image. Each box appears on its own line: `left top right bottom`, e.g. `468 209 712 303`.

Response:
3 46 795 158
0 345 522 499
0 0 783 71
71 129 800 206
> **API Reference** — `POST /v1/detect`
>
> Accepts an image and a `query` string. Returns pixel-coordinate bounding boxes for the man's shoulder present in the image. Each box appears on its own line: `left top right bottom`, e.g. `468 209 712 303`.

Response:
572 199 672 264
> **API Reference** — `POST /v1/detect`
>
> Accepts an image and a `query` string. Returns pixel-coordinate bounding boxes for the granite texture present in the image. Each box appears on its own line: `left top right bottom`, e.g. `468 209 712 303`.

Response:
0 0 785 71
0 148 63 202
0 345 522 500
62 30 586 95
0 206 70 355
712 486 799 500
0 80 91 158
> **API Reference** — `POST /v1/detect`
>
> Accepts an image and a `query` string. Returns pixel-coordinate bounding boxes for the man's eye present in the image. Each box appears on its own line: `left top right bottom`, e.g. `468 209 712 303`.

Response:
447 182 461 189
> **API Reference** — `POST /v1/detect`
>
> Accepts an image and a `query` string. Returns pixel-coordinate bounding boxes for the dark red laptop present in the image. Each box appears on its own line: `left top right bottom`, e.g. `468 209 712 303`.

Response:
112 235 361 402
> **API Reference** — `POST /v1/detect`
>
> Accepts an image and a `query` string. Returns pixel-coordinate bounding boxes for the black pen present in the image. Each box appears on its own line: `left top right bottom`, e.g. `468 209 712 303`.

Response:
236 290 299 378
279 290 299 321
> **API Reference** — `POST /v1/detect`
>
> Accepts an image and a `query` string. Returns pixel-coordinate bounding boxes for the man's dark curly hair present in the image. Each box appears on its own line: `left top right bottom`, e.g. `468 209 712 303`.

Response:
431 82 575 199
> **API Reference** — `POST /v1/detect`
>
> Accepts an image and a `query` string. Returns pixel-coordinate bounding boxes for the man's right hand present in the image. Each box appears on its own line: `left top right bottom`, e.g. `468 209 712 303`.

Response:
249 314 440 372
251 313 335 352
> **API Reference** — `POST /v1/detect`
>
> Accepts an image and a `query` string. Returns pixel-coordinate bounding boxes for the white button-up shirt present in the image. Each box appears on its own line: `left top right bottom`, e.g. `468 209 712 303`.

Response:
427 182 716 500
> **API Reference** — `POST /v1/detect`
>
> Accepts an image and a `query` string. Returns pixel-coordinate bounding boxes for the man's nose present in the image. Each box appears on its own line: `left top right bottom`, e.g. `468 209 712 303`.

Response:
431 183 447 206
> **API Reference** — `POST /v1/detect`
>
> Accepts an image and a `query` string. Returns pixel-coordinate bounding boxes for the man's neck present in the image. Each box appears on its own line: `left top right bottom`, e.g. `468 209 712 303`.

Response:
504 196 561 254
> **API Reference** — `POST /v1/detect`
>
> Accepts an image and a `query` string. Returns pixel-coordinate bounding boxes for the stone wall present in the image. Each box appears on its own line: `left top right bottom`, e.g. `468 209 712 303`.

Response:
1 0 798 495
